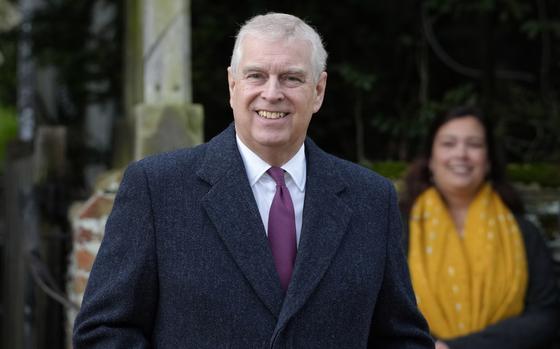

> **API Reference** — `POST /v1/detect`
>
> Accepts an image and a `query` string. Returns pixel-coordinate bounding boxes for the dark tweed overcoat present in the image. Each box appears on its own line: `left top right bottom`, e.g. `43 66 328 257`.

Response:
73 124 433 348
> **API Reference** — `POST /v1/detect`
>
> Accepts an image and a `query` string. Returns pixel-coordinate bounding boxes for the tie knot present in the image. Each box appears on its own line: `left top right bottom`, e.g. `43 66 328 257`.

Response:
267 166 286 186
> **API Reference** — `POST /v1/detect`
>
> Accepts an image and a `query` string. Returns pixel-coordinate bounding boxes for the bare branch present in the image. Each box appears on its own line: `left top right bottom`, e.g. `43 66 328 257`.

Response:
422 6 536 83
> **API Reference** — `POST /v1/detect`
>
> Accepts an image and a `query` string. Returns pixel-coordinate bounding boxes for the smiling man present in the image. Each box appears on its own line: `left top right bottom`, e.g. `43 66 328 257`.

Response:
73 13 433 348
227 24 327 167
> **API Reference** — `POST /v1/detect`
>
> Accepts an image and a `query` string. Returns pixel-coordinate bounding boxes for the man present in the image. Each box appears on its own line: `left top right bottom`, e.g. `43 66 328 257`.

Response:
73 13 433 348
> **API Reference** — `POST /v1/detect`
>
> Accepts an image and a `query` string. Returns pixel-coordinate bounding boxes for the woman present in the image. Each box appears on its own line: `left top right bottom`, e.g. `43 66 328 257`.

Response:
401 106 559 349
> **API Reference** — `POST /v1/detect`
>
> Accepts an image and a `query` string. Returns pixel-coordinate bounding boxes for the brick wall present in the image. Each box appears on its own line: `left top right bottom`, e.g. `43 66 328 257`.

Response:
66 192 114 348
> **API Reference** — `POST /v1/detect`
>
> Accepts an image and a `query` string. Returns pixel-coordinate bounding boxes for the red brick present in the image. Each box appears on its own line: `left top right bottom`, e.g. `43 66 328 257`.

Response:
76 227 93 243
73 274 89 294
76 249 95 271
79 195 114 219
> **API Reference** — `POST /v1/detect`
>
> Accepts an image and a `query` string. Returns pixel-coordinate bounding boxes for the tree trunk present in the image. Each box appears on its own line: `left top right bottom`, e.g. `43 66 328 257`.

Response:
17 0 38 142
355 91 365 164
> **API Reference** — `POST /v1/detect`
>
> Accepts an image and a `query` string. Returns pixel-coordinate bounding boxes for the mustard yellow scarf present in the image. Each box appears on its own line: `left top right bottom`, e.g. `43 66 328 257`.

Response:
408 183 528 340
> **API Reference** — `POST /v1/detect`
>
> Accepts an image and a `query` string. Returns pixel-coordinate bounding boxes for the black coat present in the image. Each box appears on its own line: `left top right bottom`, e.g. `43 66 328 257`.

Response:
73 124 434 348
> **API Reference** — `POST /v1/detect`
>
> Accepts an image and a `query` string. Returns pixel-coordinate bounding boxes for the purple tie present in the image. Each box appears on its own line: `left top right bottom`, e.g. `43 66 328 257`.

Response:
267 166 297 291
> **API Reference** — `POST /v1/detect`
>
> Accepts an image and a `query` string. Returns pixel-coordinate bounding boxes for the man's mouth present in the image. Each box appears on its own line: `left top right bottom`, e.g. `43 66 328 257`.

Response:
257 110 288 119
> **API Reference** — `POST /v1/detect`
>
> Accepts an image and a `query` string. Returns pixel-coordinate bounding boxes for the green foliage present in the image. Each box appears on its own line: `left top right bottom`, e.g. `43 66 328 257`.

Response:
368 83 478 158
426 0 497 15
522 20 560 39
368 161 408 180
426 0 534 17
494 84 560 162
30 1 122 123
0 105 18 173
1 0 558 174
441 83 477 106
334 63 377 92
368 161 560 188
190 0 560 163
507 163 560 187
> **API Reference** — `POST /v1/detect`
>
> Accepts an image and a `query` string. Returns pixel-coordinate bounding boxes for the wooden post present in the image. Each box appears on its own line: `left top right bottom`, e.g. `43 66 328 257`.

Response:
17 0 37 142
3 142 37 349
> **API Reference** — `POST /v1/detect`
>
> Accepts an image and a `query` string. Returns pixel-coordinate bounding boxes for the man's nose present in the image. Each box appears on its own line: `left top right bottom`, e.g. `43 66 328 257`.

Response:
261 77 284 102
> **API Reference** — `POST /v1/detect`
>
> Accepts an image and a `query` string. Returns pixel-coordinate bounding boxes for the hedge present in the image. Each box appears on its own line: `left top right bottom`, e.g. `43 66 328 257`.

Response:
368 161 560 188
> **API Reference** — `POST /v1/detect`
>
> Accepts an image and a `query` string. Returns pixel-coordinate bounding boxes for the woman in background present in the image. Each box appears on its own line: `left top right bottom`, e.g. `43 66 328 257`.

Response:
401 106 559 349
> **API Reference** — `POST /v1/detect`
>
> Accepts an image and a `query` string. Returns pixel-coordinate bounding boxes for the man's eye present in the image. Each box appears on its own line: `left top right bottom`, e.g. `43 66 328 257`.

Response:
246 73 264 80
283 75 305 86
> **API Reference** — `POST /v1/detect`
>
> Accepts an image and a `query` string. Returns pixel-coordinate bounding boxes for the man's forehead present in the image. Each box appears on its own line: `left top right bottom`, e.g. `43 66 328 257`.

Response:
241 65 307 75
241 33 312 52
238 37 312 72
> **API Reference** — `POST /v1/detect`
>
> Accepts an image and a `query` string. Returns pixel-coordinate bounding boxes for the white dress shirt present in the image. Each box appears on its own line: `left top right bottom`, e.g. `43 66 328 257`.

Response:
236 135 306 245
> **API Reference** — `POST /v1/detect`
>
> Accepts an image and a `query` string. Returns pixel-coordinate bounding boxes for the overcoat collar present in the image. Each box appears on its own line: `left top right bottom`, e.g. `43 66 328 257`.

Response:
197 124 353 327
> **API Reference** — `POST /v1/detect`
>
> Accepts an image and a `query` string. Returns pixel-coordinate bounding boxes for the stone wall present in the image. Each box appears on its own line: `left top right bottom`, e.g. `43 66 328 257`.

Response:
517 184 560 263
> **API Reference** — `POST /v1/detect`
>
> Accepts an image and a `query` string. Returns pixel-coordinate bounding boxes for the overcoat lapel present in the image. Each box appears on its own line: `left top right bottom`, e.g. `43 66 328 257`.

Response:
197 125 284 317
197 125 353 330
275 139 353 332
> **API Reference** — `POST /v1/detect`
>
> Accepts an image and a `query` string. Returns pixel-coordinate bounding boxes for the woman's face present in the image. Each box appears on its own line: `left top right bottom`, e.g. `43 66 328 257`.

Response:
429 116 490 201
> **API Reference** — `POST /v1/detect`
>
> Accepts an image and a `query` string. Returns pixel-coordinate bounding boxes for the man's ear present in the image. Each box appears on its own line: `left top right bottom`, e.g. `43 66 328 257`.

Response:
227 67 236 108
227 67 236 95
312 71 327 113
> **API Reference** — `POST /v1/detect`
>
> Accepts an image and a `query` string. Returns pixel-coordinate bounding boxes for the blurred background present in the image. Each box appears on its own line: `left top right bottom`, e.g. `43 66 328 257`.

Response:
0 0 559 348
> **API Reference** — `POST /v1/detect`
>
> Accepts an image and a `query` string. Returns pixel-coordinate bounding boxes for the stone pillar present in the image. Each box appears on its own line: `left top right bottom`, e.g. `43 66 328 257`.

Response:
114 0 203 166
134 0 203 160
134 103 203 159
142 0 192 104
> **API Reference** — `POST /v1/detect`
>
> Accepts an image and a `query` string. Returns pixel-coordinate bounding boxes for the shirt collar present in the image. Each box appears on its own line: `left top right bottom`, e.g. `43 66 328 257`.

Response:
281 144 306 192
236 135 306 192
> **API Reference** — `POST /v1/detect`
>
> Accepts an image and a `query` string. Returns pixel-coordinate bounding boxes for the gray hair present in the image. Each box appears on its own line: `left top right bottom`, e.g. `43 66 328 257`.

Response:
230 13 328 83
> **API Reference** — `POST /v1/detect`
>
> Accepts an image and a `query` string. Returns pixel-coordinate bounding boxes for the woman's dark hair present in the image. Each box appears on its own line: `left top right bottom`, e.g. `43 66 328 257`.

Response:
400 105 524 214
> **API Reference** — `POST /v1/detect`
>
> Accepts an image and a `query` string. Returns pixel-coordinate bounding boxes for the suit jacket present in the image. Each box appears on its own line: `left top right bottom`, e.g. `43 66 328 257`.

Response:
73 124 433 348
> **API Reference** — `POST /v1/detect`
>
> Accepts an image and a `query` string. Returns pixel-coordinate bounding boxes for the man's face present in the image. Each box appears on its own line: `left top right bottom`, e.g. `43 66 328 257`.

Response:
228 35 327 164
